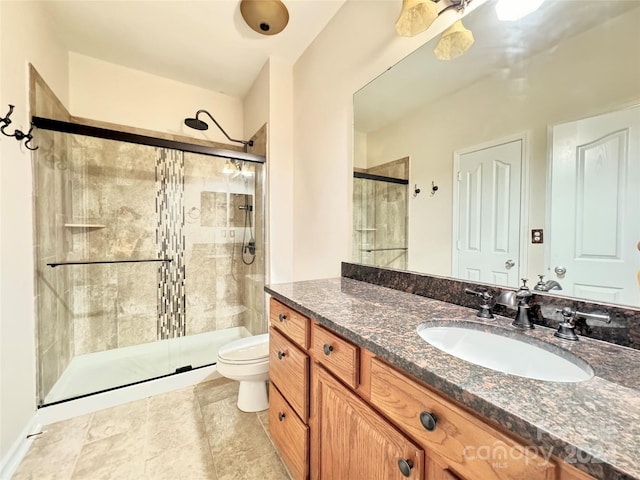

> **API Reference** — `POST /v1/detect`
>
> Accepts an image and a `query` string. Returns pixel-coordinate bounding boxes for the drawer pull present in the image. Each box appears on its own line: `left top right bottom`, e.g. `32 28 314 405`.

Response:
278 412 286 421
397 458 414 477
419 411 438 431
277 351 286 360
278 313 287 322
323 344 334 355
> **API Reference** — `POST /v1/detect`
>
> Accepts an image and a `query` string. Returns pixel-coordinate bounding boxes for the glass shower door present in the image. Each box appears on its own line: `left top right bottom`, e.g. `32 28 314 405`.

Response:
33 124 266 406
34 130 175 405
352 173 408 270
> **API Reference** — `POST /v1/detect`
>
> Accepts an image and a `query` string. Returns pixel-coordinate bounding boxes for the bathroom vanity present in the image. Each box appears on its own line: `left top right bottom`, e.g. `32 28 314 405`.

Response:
266 277 640 480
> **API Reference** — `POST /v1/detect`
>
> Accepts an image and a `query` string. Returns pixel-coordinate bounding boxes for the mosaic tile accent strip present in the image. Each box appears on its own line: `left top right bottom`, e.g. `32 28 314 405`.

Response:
156 148 186 339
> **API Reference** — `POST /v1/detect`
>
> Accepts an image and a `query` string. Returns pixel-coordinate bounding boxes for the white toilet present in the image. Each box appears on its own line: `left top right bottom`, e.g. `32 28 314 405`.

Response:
216 333 270 412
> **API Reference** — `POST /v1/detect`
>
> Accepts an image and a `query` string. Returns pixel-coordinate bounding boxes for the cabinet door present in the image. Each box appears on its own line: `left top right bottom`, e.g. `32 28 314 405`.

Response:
311 365 424 480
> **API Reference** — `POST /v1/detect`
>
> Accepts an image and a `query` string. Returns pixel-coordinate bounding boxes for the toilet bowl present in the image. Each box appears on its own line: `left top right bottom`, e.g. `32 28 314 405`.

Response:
216 333 270 412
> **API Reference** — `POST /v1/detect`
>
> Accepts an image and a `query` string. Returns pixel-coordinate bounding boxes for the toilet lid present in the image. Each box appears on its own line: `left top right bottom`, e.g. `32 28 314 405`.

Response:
217 333 269 364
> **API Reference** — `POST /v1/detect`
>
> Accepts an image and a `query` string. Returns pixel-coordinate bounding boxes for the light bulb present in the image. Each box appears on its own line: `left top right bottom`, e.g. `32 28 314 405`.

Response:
495 0 544 21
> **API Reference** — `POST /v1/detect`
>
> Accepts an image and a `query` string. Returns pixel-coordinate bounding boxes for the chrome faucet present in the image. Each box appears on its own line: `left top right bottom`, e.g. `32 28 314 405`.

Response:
533 275 562 292
554 307 611 341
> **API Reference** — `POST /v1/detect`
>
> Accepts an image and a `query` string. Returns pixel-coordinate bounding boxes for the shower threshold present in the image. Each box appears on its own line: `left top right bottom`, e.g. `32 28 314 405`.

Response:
42 326 251 406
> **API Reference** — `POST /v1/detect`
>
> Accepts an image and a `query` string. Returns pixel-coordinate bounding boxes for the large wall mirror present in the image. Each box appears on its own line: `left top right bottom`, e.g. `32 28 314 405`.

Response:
353 0 640 308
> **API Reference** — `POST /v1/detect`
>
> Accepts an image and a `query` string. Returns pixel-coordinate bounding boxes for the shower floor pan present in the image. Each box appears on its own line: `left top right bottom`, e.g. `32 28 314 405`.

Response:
43 326 251 405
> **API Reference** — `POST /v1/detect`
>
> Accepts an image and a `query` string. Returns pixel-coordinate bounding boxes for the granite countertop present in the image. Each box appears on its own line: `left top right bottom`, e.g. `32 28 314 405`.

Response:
265 277 640 480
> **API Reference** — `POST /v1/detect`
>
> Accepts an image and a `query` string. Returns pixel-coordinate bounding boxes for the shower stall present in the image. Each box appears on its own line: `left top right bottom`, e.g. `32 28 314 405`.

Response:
32 118 265 406
352 159 409 270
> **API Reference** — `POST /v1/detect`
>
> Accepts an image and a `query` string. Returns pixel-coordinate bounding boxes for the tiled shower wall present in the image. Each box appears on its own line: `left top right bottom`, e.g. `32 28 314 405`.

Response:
33 129 266 401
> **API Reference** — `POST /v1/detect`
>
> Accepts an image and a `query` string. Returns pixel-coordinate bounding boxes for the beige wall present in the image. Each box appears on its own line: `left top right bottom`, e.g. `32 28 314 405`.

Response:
69 52 244 145
291 0 484 281
0 0 69 463
265 58 294 284
364 8 640 278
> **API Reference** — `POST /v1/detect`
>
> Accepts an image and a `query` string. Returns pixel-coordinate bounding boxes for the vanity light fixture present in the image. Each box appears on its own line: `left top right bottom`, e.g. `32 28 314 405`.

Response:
396 0 471 37
495 0 544 21
433 19 474 60
240 0 289 35
395 0 439 37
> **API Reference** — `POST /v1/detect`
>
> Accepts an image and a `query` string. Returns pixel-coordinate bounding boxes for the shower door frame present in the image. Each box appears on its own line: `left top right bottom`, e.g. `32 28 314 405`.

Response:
31 116 266 406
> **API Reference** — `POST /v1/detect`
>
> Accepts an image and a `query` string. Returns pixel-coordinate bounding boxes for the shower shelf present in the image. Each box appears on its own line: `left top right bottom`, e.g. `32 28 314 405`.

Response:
47 258 172 268
64 223 106 229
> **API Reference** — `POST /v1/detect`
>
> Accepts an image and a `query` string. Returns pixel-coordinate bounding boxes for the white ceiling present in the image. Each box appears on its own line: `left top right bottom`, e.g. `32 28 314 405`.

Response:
42 0 347 98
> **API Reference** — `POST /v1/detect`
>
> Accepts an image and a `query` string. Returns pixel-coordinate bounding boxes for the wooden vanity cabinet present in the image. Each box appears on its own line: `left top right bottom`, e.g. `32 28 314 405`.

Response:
312 364 424 480
368 357 556 480
269 299 596 480
268 299 311 480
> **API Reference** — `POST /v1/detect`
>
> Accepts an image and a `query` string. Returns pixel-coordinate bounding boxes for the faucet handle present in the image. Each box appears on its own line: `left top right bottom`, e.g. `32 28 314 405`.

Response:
554 307 611 341
464 288 493 301
464 288 494 319
555 307 611 324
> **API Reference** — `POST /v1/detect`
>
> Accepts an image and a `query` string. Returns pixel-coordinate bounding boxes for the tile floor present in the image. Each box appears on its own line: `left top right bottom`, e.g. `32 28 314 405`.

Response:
12 378 292 480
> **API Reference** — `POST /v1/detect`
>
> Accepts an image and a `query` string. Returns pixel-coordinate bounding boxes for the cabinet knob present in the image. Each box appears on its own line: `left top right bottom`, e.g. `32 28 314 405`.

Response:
278 412 286 421
419 411 437 431
397 458 414 477
323 344 334 356
277 351 286 360
278 313 287 322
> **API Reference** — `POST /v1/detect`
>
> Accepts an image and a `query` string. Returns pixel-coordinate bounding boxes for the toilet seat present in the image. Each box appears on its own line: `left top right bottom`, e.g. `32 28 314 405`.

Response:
217 333 269 365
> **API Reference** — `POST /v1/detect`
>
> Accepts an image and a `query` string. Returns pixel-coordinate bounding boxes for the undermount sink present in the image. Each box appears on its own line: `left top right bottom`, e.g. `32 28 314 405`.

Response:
417 323 594 383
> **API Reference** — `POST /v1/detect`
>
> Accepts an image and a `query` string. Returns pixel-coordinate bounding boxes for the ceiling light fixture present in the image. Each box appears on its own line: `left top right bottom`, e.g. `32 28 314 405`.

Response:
240 0 289 36
495 0 544 21
433 19 474 60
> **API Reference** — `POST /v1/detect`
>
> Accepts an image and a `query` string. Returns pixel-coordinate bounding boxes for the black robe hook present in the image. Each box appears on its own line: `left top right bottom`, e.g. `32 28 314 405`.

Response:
1 104 39 150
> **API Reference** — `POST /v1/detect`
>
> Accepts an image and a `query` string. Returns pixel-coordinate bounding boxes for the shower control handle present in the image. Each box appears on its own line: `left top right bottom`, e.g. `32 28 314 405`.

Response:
278 412 286 422
278 313 287 322
323 344 334 356
277 351 286 360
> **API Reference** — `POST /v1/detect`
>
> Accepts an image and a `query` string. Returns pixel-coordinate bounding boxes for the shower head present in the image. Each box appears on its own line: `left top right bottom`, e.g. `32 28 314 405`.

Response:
183 109 253 148
184 117 208 131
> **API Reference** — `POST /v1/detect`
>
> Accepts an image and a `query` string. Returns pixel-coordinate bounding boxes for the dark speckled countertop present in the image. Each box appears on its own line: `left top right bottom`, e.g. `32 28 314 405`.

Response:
265 277 640 480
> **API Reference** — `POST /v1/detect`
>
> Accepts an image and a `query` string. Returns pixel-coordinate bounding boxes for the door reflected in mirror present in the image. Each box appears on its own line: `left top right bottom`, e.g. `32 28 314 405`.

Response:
353 0 640 307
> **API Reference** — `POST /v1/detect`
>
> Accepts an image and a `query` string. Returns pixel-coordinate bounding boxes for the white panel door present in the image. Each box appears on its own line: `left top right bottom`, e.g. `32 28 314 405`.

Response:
454 140 522 287
549 106 640 306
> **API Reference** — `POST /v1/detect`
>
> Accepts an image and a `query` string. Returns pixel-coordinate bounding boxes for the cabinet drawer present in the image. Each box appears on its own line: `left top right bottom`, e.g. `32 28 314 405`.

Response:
270 327 309 422
269 383 309 480
369 358 556 480
311 323 359 390
270 298 309 349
